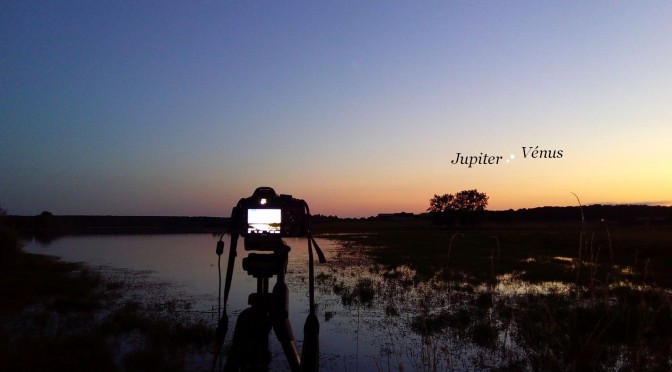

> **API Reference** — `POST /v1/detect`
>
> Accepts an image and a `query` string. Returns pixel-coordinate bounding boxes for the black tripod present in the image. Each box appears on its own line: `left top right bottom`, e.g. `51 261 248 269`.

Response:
212 194 326 372
224 240 301 371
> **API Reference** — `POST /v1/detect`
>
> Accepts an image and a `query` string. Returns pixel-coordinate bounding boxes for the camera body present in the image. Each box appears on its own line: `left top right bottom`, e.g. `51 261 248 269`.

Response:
235 187 308 250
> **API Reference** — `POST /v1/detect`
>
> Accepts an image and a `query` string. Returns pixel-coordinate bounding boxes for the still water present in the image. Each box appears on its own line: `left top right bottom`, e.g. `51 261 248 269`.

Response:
24 234 444 371
23 233 669 371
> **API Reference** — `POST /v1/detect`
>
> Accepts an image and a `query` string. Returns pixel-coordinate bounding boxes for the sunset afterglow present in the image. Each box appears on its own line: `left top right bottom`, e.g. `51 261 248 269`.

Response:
2 2 671 217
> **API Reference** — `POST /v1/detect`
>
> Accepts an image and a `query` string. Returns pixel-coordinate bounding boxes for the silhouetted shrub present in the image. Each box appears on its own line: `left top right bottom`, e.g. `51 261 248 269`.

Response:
0 226 21 264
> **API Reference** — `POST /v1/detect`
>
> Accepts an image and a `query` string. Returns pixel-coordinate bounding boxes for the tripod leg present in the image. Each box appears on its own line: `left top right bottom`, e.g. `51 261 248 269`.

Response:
224 307 272 372
271 280 301 372
300 312 319 372
301 235 320 372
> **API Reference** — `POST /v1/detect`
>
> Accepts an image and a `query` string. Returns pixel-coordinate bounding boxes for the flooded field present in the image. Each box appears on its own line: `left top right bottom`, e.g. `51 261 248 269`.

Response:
23 224 672 370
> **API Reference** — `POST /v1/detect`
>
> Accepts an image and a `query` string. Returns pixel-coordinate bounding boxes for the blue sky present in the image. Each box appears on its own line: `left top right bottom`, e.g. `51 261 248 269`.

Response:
2 1 671 217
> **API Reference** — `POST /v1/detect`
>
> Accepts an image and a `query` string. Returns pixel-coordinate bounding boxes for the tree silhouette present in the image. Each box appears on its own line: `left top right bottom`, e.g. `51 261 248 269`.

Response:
428 189 489 227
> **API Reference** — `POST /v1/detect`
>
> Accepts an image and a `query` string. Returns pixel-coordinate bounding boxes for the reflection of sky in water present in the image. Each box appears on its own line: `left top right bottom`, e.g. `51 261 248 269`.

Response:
22 234 668 371
23 235 383 370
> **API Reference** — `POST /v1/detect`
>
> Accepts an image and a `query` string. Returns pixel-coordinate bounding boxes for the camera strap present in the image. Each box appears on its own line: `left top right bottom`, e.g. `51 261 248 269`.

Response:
222 232 238 311
212 208 242 372
309 235 327 264
301 233 323 372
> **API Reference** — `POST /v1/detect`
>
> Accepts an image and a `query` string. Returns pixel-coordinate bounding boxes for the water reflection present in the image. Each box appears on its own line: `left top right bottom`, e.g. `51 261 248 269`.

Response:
23 234 671 371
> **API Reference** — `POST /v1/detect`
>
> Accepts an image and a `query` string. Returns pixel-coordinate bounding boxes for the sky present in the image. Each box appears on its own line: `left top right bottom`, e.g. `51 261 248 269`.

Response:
2 1 671 218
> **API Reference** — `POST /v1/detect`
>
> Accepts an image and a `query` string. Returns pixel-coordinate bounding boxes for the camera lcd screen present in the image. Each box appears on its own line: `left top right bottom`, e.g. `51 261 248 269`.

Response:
247 208 282 235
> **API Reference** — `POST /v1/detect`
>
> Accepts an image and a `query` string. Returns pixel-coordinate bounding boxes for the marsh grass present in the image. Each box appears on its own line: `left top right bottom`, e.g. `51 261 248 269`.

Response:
316 217 672 371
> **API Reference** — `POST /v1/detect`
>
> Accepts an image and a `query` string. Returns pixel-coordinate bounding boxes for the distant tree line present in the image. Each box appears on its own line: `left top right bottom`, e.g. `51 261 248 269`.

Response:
428 190 489 228
485 204 672 224
426 190 672 228
310 214 343 223
6 213 229 242
0 205 22 262
3 203 670 243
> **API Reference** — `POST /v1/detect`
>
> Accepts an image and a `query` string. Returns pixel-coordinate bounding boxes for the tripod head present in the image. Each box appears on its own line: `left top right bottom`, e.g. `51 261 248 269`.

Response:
242 241 289 279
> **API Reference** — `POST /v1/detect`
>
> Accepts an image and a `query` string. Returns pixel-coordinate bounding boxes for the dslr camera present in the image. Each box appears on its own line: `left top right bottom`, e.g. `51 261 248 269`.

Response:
235 187 308 251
